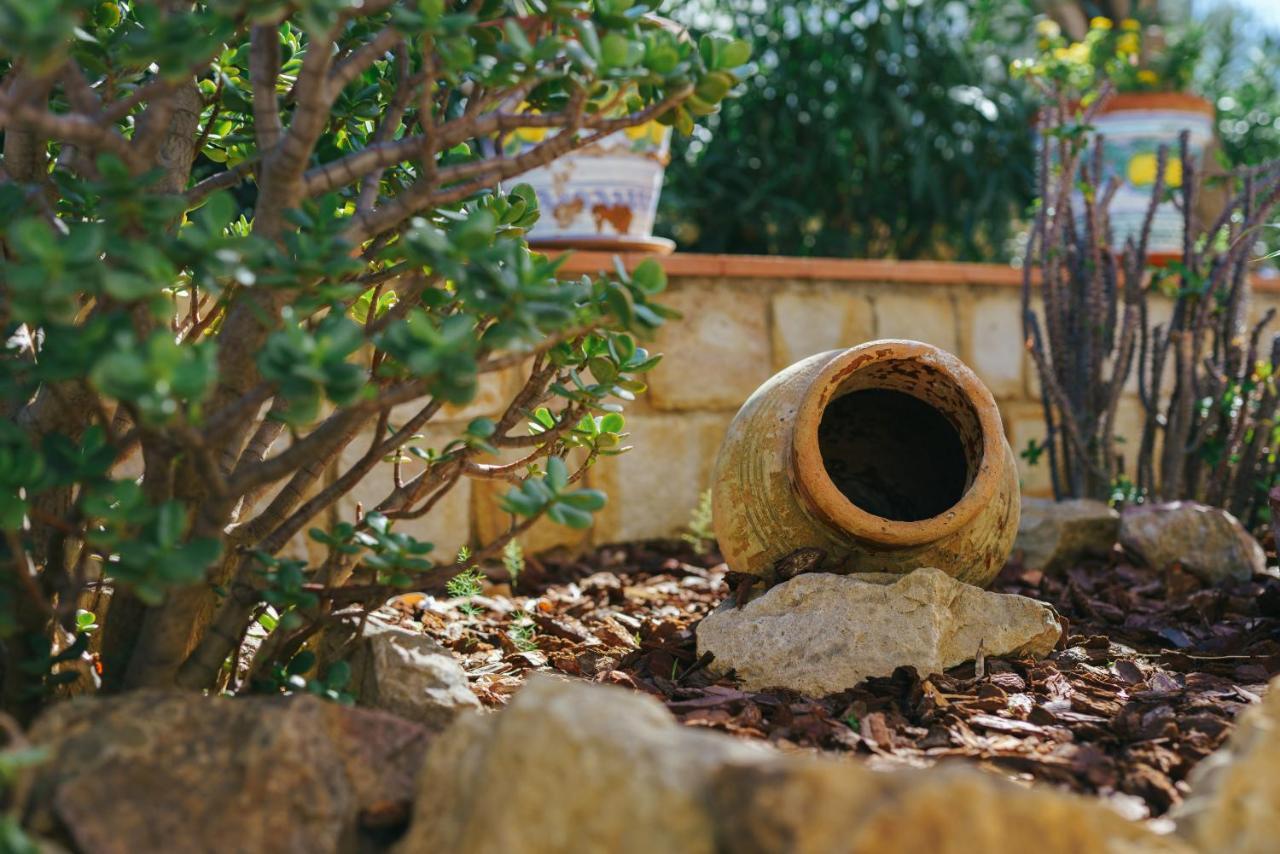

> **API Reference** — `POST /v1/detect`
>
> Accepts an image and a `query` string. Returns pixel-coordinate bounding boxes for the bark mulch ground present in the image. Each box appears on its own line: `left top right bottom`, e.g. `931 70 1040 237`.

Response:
397 542 1280 822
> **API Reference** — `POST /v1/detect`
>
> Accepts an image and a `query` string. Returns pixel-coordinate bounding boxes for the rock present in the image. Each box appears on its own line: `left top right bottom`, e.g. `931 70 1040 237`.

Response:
696 568 1061 696
25 690 430 854
394 674 766 854
322 611 481 729
709 756 1190 853
1015 497 1119 573
1120 501 1264 584
1173 674 1280 853
395 676 1180 854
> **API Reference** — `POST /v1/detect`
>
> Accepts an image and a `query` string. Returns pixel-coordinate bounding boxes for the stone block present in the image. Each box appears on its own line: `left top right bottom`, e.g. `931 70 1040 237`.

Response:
1006 402 1054 497
769 287 875 371
968 293 1024 399
591 412 732 543
873 289 959 354
393 367 516 427
646 280 771 412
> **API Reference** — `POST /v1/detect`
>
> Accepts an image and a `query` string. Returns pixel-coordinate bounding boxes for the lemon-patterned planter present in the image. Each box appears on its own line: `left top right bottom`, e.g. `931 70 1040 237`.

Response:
1091 93 1215 260
501 120 674 253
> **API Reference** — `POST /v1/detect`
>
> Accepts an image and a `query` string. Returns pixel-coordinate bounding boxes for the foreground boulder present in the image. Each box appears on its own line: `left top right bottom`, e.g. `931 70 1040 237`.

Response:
25 690 430 853
1015 497 1119 574
397 676 1183 854
395 674 766 854
696 568 1061 695
321 610 481 729
1120 502 1264 584
1173 674 1280 853
709 756 1189 853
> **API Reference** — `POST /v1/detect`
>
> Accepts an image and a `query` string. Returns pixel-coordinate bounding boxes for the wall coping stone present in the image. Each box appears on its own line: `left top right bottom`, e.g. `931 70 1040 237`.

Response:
553 251 1280 292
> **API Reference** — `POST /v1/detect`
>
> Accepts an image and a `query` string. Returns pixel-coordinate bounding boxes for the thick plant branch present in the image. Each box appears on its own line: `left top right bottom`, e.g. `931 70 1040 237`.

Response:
326 27 404 102
226 406 374 497
183 159 258 208
178 395 445 689
254 396 443 553
0 101 136 169
250 25 284 152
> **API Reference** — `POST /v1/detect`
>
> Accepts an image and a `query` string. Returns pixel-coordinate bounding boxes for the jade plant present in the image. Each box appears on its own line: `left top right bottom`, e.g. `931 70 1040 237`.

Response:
0 0 746 720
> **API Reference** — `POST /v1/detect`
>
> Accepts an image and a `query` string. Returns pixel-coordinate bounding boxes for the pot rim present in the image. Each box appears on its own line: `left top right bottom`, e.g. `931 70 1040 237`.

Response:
1095 91 1215 118
791 339 1005 548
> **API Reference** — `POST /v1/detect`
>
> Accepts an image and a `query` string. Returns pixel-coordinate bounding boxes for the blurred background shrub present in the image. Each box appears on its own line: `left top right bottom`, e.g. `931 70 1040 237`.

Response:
657 0 1037 260
1198 3 1280 168
657 0 1280 264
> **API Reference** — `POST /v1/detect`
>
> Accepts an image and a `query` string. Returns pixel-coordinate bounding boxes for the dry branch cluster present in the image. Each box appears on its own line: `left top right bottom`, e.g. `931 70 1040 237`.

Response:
1023 89 1280 521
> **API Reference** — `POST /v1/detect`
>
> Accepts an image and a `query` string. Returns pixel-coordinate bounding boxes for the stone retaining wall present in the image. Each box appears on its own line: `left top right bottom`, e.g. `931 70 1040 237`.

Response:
296 254 1280 561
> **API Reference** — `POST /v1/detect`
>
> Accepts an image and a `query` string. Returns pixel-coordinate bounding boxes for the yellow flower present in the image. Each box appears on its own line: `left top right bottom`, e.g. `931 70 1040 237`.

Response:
623 121 668 145
1090 16 1113 30
513 125 552 144
1121 18 1141 31
1126 153 1183 188
510 103 553 144
1128 152 1156 186
1117 33 1140 56
1062 42 1089 64
1137 69 1159 85
1035 19 1061 38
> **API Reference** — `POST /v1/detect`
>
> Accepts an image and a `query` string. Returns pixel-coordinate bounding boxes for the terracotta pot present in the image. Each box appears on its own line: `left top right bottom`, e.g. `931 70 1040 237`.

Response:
504 121 676 255
710 340 1020 588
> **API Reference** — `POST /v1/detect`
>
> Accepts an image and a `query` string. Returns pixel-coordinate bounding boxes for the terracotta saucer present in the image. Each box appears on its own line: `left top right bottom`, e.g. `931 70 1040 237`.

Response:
527 235 676 255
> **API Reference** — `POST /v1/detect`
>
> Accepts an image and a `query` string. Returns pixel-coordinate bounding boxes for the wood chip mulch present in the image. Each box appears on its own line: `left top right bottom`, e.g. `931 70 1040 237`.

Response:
396 541 1280 821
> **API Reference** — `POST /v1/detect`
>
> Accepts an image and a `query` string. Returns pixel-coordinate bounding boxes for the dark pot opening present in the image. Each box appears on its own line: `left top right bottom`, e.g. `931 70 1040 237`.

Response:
817 387 973 523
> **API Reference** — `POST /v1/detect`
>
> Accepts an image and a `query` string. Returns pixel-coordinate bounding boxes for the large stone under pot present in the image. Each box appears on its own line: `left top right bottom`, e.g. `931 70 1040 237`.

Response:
710 339 1019 588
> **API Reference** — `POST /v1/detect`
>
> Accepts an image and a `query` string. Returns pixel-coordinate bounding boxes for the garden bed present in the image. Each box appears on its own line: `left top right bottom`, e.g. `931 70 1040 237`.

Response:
394 542 1280 822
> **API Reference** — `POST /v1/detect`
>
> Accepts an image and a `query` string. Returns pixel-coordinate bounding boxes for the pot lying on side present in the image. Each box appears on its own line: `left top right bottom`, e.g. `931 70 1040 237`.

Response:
502 120 675 254
711 339 1020 589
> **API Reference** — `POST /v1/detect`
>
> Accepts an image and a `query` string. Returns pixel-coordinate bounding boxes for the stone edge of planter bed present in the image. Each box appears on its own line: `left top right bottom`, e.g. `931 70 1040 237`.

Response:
393 673 1197 854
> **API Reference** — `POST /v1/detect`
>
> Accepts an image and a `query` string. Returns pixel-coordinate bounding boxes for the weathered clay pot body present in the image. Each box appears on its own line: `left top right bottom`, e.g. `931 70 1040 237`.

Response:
711 340 1019 588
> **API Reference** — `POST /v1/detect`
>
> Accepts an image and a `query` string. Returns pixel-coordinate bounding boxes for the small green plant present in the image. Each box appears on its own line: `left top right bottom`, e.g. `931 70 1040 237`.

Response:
255 651 353 704
508 611 538 653
843 712 861 733
447 567 486 618
75 609 98 634
1020 438 1047 467
681 489 715 555
1109 474 1142 508
502 540 525 592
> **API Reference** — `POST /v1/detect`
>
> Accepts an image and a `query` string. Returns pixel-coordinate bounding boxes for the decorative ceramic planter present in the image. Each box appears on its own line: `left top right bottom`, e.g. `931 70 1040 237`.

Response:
502 121 675 254
1090 92 1215 259
710 340 1020 588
